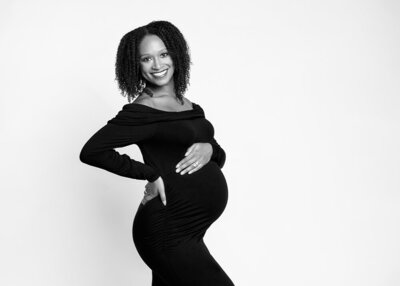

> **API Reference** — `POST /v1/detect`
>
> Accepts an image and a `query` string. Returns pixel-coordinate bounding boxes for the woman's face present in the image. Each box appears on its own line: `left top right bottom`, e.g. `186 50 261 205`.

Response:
138 34 175 87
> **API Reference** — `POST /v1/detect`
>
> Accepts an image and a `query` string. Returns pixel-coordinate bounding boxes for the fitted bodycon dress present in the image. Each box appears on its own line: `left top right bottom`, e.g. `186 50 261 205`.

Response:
79 101 234 286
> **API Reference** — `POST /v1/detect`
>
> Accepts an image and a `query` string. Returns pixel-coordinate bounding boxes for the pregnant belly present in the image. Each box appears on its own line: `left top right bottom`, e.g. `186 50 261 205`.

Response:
163 161 229 220
133 161 229 253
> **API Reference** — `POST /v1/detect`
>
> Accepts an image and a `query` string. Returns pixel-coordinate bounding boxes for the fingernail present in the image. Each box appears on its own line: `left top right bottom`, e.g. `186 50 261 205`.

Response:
163 200 166 206
176 169 180 173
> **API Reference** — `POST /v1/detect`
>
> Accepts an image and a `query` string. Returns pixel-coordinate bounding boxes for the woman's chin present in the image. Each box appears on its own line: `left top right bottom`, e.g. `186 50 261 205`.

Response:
147 77 174 88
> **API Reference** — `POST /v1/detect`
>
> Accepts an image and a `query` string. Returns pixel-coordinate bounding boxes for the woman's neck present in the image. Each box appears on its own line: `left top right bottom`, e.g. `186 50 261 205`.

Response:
145 81 176 98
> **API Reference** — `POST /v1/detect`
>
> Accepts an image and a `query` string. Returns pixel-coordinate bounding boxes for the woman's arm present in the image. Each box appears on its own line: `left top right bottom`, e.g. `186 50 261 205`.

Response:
208 137 226 169
79 122 160 182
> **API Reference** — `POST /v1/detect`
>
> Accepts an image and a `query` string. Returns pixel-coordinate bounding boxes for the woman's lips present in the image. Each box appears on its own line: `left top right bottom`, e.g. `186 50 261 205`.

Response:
152 69 168 78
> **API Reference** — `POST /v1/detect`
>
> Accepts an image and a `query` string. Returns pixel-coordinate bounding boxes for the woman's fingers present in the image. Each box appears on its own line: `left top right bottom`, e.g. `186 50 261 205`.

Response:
176 153 196 173
158 185 167 206
179 157 203 175
142 177 163 206
141 178 168 207
188 163 202 174
176 143 212 175
184 144 195 156
142 191 155 205
154 177 166 206
176 151 194 170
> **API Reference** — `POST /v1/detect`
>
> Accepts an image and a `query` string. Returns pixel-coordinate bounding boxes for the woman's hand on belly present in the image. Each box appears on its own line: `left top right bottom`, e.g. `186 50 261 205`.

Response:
142 176 167 206
175 142 212 175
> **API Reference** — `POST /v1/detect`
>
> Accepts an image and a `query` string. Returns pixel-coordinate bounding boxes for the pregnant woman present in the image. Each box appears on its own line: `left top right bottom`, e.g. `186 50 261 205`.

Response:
79 20 234 286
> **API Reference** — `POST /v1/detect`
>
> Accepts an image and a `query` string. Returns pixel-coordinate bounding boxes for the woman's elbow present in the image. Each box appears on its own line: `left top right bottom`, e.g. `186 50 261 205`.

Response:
219 151 226 169
79 145 95 165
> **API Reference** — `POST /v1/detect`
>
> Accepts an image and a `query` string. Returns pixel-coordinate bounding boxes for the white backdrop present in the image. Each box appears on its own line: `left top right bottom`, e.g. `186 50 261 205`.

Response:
1 0 399 285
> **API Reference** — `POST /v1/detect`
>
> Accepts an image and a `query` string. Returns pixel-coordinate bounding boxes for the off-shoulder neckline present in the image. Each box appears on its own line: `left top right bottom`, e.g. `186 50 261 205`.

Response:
130 101 197 113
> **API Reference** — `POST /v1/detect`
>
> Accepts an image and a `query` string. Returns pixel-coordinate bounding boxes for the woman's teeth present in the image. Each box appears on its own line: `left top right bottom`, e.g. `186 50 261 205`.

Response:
152 69 168 78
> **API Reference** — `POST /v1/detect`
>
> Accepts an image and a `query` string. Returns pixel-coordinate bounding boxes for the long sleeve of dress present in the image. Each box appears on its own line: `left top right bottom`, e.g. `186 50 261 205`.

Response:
209 137 226 169
79 122 160 182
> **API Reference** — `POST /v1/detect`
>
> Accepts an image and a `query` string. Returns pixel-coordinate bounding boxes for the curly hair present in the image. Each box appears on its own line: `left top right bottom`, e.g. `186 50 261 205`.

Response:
115 20 192 104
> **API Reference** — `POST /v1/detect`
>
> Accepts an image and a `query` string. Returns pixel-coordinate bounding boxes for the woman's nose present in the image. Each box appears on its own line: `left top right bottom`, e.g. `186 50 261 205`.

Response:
152 58 161 70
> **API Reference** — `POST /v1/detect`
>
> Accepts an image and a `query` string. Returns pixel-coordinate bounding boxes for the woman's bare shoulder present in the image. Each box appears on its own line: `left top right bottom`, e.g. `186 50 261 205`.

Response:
182 97 194 108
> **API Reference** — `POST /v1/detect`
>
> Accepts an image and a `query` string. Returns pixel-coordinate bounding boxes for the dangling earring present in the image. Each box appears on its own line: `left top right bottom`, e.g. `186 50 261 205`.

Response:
132 78 146 101
138 78 146 94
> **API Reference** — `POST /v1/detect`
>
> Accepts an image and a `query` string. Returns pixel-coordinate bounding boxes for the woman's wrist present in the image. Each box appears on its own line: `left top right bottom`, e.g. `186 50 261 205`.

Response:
148 174 160 183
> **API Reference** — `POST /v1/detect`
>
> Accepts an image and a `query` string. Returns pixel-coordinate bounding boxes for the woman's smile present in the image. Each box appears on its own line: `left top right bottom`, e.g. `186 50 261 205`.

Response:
152 69 168 78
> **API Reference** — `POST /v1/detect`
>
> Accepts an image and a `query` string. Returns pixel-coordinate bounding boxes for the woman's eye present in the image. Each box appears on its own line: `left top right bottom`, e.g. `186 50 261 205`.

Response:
161 52 169 57
141 57 151 62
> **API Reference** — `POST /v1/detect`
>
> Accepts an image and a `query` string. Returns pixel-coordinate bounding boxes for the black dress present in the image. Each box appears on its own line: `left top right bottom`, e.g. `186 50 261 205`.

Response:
79 102 234 286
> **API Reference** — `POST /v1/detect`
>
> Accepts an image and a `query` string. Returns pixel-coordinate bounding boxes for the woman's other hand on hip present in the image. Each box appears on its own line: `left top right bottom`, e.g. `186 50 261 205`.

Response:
142 176 166 206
